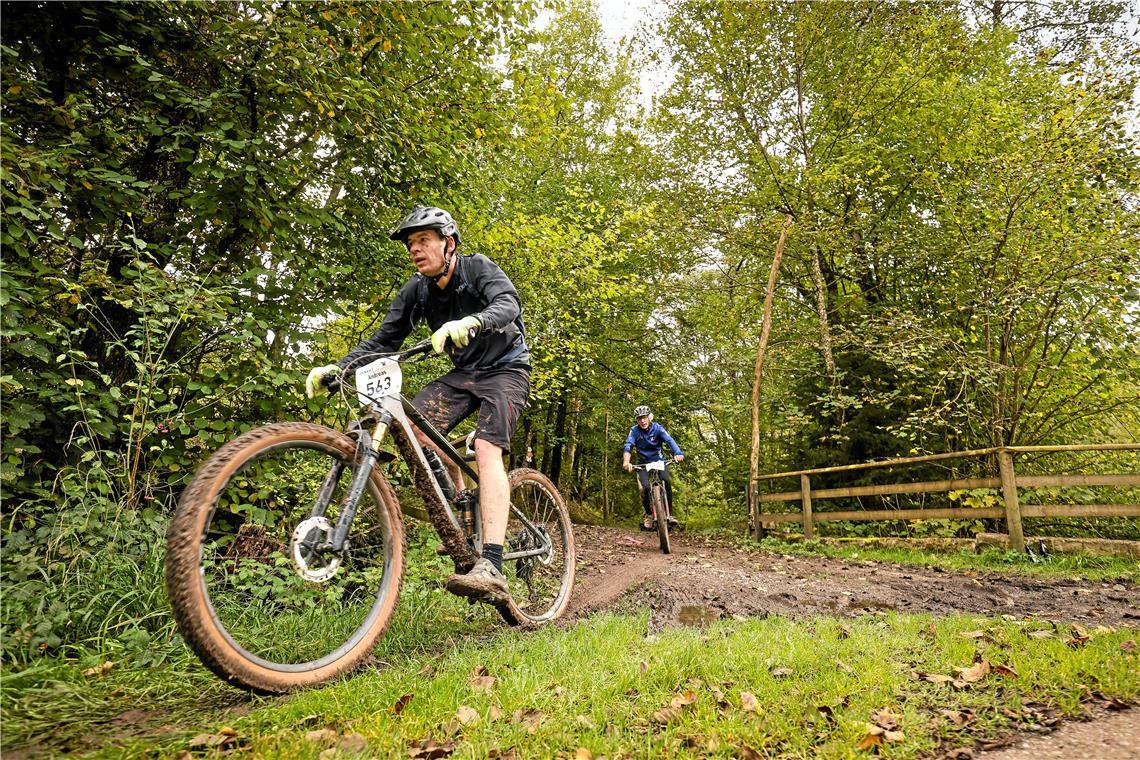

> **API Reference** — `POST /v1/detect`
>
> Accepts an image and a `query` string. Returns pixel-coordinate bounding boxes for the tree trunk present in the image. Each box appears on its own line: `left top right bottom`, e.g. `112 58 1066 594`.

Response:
602 395 611 519
749 215 793 538
549 396 568 487
809 245 841 427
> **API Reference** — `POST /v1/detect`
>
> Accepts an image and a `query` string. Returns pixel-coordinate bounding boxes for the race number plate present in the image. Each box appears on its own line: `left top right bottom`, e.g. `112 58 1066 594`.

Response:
354 357 402 406
645 460 666 472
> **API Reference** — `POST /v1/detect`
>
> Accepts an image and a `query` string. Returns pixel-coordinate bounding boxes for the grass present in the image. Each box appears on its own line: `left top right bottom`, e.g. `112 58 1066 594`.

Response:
746 536 1140 582
2 524 1136 758
4 610 1135 758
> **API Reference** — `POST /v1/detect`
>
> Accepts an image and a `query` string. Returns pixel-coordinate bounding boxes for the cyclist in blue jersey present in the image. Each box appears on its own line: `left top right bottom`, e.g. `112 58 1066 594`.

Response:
622 405 684 530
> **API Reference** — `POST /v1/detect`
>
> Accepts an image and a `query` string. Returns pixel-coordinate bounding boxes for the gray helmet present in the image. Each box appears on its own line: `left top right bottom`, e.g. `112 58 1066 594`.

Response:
389 205 461 246
634 405 651 419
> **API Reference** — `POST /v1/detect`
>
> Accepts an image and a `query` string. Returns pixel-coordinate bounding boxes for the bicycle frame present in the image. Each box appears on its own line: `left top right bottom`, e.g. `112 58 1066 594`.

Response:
328 343 551 564
634 460 672 513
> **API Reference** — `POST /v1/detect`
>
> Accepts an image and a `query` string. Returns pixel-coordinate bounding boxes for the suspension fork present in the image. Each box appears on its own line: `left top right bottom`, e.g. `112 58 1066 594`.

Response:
320 411 393 553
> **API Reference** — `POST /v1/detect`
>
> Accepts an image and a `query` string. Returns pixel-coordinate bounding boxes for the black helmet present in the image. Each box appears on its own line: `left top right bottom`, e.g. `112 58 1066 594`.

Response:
389 205 461 246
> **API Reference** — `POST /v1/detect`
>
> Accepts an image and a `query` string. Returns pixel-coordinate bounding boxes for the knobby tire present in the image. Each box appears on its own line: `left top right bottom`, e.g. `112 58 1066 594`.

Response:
652 484 671 554
165 422 406 694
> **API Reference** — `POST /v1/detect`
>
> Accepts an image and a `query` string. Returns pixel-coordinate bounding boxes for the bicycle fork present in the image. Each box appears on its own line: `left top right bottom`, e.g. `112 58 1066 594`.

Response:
308 411 394 556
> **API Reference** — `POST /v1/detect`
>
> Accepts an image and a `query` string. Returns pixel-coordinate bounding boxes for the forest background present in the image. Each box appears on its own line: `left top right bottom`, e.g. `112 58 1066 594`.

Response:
2 0 1137 662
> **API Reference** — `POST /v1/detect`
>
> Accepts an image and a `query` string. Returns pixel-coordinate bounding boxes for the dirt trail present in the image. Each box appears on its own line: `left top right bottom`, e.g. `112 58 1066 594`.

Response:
567 525 1140 628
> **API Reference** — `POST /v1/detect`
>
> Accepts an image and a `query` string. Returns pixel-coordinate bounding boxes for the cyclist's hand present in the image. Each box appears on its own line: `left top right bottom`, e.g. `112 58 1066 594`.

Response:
623 461 633 473
305 364 340 398
431 315 481 354
674 454 684 463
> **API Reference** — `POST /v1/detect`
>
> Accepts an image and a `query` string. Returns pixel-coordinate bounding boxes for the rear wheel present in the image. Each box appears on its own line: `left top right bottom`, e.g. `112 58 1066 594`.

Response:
165 422 405 693
652 484 671 554
497 468 575 626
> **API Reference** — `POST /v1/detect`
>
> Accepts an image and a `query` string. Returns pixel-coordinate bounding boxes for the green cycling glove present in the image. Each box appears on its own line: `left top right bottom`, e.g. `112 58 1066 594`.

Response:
431 315 481 354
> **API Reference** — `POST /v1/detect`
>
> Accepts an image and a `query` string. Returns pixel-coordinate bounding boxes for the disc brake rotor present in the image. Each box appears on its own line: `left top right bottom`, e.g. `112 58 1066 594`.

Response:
291 516 342 582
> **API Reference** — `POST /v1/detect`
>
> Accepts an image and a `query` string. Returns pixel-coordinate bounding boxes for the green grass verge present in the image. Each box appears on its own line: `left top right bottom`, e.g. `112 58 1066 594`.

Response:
744 536 1139 582
4 611 1137 757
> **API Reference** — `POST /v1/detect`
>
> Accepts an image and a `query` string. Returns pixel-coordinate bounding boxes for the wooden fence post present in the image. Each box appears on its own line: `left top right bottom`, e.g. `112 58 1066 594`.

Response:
800 474 814 540
997 449 1025 552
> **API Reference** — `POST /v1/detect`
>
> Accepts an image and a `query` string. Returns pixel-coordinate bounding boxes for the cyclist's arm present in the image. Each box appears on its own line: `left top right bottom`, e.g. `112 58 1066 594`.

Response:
337 279 418 370
468 255 522 331
622 427 636 471
660 427 683 458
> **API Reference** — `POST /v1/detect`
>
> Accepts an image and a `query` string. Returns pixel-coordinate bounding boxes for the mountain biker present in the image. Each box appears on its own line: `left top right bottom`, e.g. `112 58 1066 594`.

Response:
621 405 684 530
305 205 529 605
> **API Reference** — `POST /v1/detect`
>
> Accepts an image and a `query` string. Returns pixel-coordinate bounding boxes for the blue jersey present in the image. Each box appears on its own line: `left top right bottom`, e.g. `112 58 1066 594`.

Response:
623 421 682 464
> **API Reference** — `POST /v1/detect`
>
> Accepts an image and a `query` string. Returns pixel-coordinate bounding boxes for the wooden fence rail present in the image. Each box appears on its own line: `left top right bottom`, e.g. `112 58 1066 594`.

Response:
750 444 1140 551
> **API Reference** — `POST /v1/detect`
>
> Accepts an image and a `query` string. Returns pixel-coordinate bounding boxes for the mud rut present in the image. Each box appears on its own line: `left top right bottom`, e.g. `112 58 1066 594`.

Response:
563 524 1139 757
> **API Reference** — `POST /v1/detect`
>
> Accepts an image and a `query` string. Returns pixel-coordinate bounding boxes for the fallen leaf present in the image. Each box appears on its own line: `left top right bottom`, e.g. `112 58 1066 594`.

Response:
489 705 504 721
470 675 496 694
390 693 414 715
652 705 682 724
858 723 904 751
1028 630 1055 639
455 706 479 726
407 738 457 758
574 749 592 760
959 630 986 639
711 684 730 710
82 661 115 677
1121 640 1137 652
670 689 698 708
991 663 1018 678
771 667 792 678
188 732 238 749
487 749 518 760
739 746 764 759
940 708 975 727
639 660 648 674
954 660 991 683
740 691 761 713
836 658 855 674
306 729 338 743
915 671 955 685
511 708 544 733
338 733 368 754
870 708 900 730
575 714 596 729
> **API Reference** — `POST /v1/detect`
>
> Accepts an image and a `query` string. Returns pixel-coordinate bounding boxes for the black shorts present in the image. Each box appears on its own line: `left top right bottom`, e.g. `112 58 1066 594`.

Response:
412 366 530 450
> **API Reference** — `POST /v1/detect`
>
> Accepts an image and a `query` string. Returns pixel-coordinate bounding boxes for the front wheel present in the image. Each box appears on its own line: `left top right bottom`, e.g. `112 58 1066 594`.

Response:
652 484 671 554
165 422 406 693
497 468 575 626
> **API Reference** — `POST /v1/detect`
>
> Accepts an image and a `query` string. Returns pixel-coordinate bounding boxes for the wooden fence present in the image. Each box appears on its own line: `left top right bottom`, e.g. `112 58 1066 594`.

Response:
751 444 1140 550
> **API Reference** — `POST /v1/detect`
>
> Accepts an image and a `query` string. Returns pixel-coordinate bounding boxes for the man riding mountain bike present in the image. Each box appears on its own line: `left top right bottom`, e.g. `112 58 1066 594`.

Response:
305 205 530 605
621 405 684 530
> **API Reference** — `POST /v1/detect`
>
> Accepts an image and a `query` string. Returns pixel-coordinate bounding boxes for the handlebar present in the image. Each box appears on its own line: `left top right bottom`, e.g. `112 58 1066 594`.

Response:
631 459 681 470
322 338 437 393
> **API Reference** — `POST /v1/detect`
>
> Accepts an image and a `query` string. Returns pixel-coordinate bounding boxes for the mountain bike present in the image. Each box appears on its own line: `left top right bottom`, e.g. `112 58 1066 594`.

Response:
165 338 575 693
633 460 675 554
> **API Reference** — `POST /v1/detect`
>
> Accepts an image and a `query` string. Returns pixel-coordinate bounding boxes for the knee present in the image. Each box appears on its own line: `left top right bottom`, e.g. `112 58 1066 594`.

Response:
474 438 505 468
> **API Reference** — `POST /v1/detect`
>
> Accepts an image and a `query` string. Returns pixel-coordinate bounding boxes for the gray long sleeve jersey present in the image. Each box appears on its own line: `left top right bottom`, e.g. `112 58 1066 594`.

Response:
337 253 530 372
